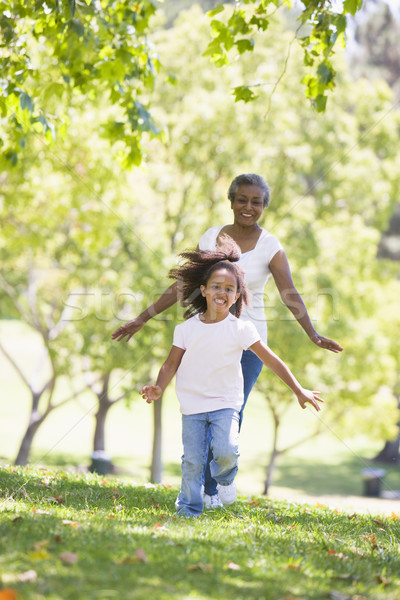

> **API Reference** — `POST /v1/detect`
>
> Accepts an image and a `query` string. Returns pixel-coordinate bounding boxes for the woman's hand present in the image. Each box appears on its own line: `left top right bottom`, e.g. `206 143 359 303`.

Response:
310 333 343 353
141 385 162 404
111 317 146 342
296 389 324 412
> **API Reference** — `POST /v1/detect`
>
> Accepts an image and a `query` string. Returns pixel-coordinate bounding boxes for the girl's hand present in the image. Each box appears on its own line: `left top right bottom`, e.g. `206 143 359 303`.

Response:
112 317 146 342
296 389 324 412
141 385 162 404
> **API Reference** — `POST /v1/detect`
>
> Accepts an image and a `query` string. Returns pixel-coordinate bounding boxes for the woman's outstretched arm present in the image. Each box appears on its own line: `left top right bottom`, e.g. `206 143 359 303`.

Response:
269 250 343 353
112 281 179 342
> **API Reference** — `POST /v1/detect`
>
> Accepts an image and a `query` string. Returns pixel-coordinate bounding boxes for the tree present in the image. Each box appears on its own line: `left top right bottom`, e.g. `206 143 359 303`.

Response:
203 0 363 111
0 93 173 467
0 0 161 167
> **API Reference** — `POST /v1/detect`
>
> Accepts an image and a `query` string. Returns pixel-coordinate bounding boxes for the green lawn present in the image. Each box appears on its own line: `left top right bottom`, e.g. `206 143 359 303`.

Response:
1 467 400 600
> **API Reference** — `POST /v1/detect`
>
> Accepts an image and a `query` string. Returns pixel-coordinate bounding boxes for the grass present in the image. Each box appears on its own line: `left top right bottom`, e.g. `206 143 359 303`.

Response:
1 466 400 600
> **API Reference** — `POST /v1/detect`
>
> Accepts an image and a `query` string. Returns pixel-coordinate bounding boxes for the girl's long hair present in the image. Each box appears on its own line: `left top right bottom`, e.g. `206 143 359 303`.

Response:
169 235 249 319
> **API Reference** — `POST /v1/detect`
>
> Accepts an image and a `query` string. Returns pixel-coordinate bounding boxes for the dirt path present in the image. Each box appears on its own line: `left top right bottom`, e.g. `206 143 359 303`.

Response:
268 486 400 517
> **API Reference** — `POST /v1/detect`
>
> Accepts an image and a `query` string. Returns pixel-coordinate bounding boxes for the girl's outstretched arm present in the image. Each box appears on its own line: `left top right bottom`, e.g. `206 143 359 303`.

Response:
249 340 324 412
141 345 185 404
112 282 179 342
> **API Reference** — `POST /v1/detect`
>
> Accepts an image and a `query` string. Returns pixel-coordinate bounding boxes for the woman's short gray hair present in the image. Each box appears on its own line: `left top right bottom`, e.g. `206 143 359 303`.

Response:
228 174 270 208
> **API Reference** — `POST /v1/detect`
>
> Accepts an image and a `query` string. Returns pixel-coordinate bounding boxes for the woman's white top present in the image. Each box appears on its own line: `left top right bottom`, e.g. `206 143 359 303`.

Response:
173 313 260 415
198 226 283 343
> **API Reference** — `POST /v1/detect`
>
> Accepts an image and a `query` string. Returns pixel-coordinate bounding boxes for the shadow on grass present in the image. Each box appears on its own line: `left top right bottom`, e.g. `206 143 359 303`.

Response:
273 454 399 497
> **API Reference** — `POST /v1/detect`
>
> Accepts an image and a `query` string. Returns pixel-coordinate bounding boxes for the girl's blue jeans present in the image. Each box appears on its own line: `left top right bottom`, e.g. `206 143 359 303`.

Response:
203 349 263 496
175 408 240 517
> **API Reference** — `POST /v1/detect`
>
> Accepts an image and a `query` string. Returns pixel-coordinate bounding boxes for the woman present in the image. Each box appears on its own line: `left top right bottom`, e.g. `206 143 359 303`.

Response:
112 173 342 505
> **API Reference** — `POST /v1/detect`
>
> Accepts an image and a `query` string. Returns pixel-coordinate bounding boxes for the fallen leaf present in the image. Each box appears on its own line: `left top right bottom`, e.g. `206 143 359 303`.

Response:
134 548 148 563
106 514 116 520
33 540 49 551
0 589 18 600
187 563 213 572
62 520 79 527
152 522 164 529
372 519 386 527
59 552 78 565
285 563 301 571
28 549 51 560
17 570 37 583
112 488 120 498
226 561 240 570
376 573 390 585
115 556 136 566
248 498 260 506
35 509 51 516
11 516 23 523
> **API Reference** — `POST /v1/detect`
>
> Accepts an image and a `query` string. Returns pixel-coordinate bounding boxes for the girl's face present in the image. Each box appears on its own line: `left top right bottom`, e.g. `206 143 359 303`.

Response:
200 268 240 315
231 184 264 226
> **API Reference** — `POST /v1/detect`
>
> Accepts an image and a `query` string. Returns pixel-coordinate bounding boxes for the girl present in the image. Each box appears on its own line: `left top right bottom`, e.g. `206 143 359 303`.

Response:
141 237 323 517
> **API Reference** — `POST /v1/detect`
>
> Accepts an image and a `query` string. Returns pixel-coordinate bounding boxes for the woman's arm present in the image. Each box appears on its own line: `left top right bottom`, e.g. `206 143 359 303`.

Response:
249 340 324 411
141 345 185 403
269 250 343 353
112 281 179 342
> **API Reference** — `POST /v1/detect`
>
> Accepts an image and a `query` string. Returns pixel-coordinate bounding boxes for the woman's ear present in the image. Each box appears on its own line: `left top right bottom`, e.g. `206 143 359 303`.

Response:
200 285 206 297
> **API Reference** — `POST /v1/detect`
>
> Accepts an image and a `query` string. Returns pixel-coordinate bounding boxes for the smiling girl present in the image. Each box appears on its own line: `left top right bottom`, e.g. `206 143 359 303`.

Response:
141 237 324 517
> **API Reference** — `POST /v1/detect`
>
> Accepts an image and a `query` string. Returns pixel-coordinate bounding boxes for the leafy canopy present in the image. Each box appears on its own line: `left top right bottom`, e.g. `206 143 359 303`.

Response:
0 0 160 167
204 0 363 111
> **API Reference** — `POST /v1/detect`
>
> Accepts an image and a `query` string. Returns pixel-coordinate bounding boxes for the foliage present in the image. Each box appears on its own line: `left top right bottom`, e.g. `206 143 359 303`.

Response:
1 466 400 600
0 98 173 464
203 0 363 111
0 0 161 167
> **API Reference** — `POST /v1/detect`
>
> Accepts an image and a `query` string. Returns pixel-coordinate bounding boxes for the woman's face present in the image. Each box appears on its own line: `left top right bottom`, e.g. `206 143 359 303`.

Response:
231 184 265 226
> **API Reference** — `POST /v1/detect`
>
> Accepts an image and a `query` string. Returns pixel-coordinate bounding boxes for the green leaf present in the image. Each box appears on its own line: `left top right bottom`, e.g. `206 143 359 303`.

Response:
19 92 33 113
313 94 327 112
207 4 225 17
343 0 362 17
232 85 257 103
235 39 255 55
317 62 334 85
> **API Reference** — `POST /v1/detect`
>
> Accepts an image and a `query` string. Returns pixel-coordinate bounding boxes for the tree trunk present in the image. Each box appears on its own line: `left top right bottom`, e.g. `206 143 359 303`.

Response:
374 436 400 464
374 393 400 464
263 447 280 495
93 398 113 452
14 391 45 465
150 396 163 483
89 377 114 475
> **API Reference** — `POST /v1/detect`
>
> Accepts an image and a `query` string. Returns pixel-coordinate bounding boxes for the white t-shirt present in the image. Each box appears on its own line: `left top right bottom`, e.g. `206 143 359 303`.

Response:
173 313 260 415
198 226 283 343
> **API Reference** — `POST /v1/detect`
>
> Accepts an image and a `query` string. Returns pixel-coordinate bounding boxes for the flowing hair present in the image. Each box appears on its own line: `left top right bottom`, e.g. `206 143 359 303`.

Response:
169 235 249 319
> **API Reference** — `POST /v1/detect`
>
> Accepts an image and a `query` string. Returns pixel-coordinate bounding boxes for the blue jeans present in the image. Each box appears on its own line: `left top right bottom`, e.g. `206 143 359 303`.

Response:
176 408 240 517
203 350 263 496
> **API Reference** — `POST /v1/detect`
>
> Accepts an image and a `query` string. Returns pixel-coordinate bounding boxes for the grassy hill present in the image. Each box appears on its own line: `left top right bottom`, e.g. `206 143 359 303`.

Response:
1 466 400 600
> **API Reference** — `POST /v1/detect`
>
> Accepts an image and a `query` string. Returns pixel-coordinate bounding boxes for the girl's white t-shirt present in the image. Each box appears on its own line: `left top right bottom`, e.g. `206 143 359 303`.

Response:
198 226 283 343
173 313 260 415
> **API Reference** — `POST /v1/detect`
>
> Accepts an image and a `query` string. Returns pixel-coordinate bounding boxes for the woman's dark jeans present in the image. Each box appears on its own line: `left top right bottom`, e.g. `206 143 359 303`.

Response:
203 349 263 496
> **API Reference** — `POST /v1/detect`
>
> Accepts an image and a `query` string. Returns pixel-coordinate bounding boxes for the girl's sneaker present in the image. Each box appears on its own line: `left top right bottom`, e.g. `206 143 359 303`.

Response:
217 482 237 505
204 493 223 509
